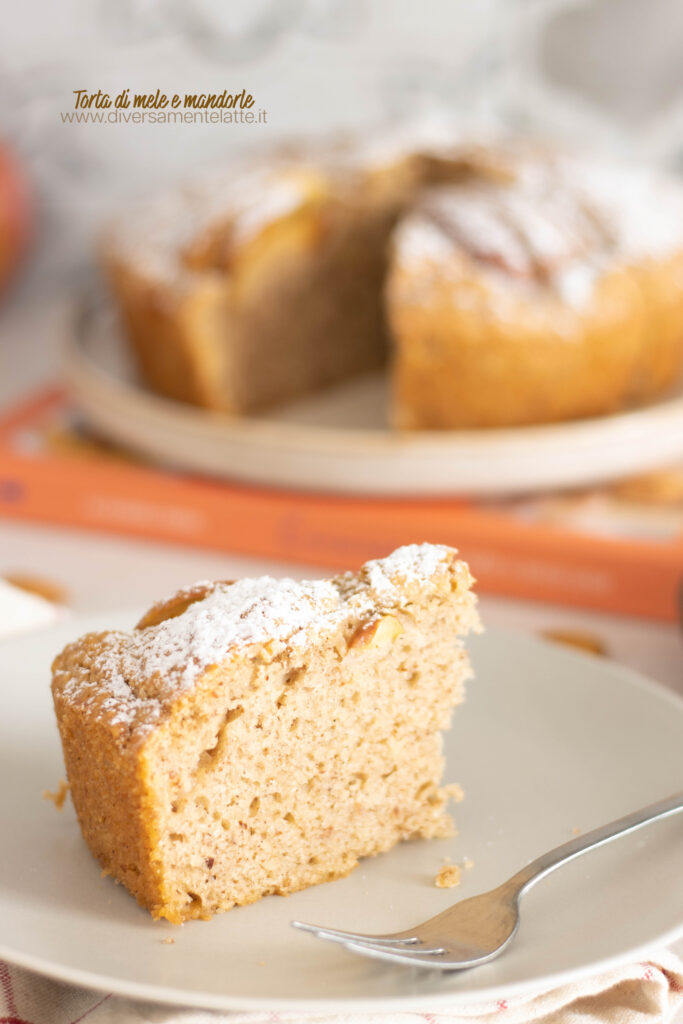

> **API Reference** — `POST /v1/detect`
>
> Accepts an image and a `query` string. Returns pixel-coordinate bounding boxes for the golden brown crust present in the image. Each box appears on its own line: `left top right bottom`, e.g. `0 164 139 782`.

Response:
136 580 228 629
102 254 231 410
52 682 164 913
389 258 683 428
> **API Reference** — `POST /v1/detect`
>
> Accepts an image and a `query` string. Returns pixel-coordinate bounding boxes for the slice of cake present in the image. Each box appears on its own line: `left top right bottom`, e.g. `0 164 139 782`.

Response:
51 544 480 923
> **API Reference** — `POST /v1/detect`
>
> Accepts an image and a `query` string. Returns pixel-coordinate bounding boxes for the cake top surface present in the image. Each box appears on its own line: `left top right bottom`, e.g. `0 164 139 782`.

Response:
105 135 683 308
393 148 683 309
104 140 367 288
52 544 475 743
105 160 330 286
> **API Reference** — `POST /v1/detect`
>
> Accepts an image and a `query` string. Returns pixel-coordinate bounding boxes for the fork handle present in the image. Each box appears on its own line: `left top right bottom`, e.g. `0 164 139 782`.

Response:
508 790 683 897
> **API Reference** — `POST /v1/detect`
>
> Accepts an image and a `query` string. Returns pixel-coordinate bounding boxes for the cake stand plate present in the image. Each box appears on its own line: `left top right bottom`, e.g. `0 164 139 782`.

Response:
64 303 683 495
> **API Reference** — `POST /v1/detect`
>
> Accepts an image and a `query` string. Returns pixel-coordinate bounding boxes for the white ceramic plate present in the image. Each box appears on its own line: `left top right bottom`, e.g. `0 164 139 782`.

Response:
64 304 683 496
1 612 682 1013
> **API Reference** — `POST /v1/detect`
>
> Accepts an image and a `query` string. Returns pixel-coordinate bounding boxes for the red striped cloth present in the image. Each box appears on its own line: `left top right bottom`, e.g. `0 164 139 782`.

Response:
1 951 682 1023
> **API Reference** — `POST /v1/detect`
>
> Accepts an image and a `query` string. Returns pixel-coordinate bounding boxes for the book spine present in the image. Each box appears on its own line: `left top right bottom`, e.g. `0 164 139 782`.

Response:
0 450 680 622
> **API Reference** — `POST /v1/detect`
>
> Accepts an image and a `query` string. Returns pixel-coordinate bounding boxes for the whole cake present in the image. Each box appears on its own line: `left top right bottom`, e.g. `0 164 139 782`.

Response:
51 544 480 923
102 140 683 428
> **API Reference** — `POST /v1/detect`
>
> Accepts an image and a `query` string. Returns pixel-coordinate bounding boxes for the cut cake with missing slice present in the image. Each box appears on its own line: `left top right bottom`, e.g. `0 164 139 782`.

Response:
51 544 480 923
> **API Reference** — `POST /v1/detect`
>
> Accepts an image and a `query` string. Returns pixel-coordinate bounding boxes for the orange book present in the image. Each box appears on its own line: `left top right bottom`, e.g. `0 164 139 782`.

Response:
0 386 681 621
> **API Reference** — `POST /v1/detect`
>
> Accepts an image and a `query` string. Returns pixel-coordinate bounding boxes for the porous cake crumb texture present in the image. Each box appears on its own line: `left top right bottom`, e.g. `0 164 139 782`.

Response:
51 544 480 923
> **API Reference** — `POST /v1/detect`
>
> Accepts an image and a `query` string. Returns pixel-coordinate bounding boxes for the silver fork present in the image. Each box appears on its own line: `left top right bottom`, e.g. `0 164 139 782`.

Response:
292 789 683 970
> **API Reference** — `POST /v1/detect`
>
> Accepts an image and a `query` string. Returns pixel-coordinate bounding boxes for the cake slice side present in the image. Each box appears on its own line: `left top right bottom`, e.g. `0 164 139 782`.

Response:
51 544 480 922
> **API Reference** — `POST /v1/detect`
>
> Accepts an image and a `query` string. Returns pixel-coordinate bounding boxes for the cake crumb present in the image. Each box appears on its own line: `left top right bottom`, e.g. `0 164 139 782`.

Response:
444 782 465 803
43 779 69 810
435 864 462 888
572 827 581 836
463 856 474 870
541 628 606 657
161 937 175 945
5 571 68 604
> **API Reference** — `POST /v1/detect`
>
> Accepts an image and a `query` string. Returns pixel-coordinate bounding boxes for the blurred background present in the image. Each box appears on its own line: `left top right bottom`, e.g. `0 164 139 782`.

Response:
2 0 683 291
0 0 681 657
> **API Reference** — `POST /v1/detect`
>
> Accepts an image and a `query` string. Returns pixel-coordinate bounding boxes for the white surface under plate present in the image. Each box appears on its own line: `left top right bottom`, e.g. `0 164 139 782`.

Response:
64 305 683 496
1 612 682 1012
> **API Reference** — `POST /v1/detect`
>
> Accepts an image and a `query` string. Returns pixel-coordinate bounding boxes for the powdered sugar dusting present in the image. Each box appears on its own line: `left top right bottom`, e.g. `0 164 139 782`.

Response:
555 262 599 307
363 543 452 596
54 545 461 736
133 576 341 686
392 219 458 267
394 149 683 310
